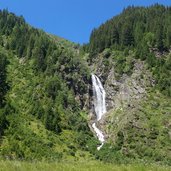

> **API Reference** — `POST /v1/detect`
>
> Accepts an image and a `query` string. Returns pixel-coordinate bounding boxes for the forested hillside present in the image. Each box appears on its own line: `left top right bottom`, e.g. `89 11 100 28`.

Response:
83 4 171 165
0 4 171 168
0 9 96 160
89 4 171 53
87 4 171 96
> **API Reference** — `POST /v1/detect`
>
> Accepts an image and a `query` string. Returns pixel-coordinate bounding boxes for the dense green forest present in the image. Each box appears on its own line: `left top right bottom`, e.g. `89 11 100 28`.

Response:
0 9 96 160
89 5 171 52
0 4 171 168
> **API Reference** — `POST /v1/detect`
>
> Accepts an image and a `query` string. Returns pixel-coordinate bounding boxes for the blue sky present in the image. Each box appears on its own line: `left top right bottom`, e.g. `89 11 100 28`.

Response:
0 0 171 44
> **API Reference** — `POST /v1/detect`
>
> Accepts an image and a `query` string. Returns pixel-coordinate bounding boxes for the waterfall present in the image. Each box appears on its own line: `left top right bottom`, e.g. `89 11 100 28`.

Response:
91 74 106 150
92 74 106 121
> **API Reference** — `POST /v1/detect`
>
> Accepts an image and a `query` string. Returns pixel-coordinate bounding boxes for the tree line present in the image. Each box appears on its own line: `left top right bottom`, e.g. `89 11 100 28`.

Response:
86 4 171 96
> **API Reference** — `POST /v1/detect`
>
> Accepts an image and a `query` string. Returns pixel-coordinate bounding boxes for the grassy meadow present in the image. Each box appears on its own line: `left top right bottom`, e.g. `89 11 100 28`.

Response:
0 160 170 171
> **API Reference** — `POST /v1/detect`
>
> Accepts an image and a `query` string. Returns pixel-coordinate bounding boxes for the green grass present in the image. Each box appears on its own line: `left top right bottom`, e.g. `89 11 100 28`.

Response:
0 160 170 171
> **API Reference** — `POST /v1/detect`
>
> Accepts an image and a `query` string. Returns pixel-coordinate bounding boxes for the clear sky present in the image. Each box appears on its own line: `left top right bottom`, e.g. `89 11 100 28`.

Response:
0 0 171 44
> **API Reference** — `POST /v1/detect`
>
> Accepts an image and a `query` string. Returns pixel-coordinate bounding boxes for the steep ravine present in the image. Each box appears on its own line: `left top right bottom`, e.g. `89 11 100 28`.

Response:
87 49 171 164
89 55 155 146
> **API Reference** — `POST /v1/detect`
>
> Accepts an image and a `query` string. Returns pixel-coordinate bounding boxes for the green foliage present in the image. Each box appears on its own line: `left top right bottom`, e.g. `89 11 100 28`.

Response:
0 6 170 166
87 5 171 96
0 51 9 137
0 52 8 107
89 4 171 53
1 114 63 160
104 91 171 165
0 9 93 161
0 109 7 137
152 54 171 96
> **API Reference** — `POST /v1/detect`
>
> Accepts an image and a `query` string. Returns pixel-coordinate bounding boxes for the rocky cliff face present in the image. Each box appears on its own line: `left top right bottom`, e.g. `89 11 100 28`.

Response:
90 50 154 111
89 52 155 143
86 50 171 164
104 60 154 110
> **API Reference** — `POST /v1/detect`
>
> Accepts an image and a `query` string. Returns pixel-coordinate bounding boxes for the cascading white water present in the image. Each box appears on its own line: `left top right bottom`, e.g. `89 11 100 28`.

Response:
92 74 106 121
91 74 106 150
92 123 105 150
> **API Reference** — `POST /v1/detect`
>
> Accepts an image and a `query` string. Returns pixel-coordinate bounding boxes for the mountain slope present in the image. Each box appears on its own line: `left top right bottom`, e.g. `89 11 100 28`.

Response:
0 5 171 166
87 48 171 165
87 4 171 97
84 4 171 165
0 10 96 160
